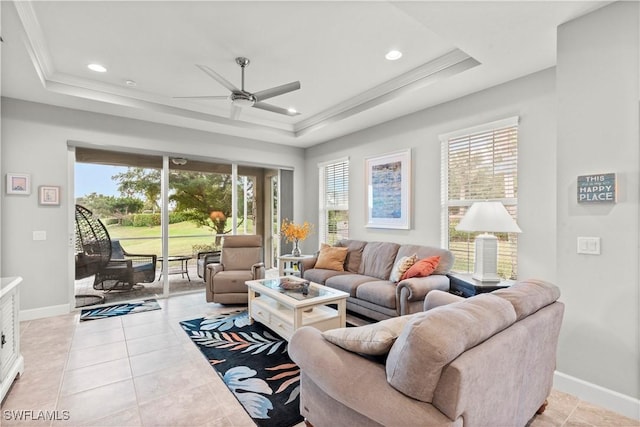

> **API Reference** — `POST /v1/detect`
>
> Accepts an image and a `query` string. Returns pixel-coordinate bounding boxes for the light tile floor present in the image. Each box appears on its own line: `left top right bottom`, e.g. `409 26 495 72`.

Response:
1 291 638 427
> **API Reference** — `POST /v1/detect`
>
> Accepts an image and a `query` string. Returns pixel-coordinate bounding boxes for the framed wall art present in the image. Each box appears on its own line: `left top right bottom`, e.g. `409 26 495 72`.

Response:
39 185 61 206
365 149 411 229
6 173 31 195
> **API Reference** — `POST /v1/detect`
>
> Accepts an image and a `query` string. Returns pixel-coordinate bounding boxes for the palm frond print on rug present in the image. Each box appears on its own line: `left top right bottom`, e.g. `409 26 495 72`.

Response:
180 311 303 427
80 299 161 321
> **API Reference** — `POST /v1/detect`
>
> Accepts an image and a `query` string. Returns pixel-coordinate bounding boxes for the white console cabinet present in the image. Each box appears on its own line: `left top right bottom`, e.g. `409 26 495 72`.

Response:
0 277 23 403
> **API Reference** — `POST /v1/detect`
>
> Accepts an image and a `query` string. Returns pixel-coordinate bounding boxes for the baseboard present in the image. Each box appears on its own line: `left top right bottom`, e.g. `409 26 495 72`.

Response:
554 371 640 421
20 303 70 321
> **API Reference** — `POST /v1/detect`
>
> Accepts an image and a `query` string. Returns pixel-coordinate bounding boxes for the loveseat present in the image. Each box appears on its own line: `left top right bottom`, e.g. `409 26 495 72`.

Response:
298 240 455 320
289 279 564 427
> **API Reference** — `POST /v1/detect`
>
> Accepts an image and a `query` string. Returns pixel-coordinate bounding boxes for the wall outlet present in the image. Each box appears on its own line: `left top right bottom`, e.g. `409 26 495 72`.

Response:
577 237 600 255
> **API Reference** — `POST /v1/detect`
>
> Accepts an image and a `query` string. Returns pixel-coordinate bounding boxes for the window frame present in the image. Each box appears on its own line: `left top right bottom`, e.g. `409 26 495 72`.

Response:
440 116 519 279
318 157 349 246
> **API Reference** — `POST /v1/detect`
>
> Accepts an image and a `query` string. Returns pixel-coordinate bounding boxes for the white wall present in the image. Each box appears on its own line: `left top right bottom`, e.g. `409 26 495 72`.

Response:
556 1 639 402
1 98 306 315
304 68 558 283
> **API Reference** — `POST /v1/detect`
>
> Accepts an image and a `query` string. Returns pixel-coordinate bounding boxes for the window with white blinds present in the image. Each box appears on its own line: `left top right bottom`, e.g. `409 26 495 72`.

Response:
319 158 349 246
440 117 519 279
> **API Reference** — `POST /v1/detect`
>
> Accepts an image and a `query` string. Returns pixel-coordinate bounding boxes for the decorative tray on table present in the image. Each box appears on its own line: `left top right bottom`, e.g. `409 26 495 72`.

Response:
278 277 309 290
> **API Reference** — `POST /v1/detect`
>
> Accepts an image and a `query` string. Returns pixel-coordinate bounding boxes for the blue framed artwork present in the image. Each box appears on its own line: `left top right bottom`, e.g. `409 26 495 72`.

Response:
365 149 411 229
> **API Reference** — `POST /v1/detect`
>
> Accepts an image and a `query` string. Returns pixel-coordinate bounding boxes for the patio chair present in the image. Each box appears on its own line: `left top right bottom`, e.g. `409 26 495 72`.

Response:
197 250 221 282
94 240 157 291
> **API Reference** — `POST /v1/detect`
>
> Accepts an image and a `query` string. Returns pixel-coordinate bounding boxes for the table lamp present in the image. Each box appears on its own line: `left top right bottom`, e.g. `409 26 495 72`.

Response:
456 201 522 282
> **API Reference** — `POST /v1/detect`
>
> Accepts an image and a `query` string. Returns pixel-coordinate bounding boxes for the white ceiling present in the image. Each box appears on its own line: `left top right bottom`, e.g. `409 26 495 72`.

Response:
1 1 609 148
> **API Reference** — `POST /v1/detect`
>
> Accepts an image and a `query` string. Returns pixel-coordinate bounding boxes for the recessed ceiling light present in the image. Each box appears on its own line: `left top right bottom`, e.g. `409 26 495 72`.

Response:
385 50 403 61
287 108 297 115
88 63 107 72
125 80 137 87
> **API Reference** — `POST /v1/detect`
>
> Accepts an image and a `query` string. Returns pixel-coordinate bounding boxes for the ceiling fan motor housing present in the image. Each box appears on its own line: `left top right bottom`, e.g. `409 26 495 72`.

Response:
231 91 256 107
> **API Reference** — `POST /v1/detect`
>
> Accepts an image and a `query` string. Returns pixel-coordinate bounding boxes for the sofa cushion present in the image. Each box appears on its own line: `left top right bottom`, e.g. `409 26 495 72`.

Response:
325 274 375 297
315 244 348 271
396 245 454 275
335 239 368 273
401 256 440 280
303 269 349 285
386 294 516 403
389 254 418 282
355 281 397 309
493 279 561 321
359 242 400 280
322 316 412 356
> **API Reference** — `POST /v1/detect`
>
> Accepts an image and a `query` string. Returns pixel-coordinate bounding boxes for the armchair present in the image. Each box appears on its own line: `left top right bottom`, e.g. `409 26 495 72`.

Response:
94 240 157 291
206 235 265 304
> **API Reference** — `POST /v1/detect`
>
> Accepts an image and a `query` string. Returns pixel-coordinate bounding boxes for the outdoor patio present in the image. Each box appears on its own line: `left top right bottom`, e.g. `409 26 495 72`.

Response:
75 263 279 308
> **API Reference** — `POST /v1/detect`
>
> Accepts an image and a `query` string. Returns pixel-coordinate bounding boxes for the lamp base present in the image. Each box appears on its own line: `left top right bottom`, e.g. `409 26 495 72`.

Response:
472 233 502 283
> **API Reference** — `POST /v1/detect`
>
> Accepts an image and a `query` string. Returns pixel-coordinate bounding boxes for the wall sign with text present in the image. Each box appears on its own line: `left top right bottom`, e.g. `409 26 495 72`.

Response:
577 173 616 203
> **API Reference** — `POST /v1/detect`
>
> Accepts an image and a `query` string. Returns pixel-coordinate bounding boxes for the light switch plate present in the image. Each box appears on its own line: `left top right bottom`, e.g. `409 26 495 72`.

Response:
577 237 600 255
33 230 47 241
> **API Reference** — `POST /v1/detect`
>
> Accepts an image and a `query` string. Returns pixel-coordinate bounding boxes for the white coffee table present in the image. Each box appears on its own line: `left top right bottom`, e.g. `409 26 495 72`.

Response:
245 277 348 341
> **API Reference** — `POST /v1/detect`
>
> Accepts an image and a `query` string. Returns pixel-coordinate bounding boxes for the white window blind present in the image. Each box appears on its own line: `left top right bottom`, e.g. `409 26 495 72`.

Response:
319 158 349 246
441 117 519 279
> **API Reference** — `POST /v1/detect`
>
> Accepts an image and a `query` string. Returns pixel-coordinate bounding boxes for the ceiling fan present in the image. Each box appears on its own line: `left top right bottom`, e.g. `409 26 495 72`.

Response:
176 57 301 120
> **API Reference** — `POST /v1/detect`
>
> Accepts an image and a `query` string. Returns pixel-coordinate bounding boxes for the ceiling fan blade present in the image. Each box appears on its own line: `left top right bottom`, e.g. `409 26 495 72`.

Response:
253 81 301 102
230 104 242 120
173 95 229 100
196 64 240 93
253 102 300 116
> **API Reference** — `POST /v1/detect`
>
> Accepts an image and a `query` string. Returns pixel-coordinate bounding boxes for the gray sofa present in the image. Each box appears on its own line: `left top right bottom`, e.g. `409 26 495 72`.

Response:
299 240 455 320
289 279 564 427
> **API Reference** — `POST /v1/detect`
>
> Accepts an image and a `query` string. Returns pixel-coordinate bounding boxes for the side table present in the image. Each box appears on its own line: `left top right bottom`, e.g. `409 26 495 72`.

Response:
447 272 514 298
277 255 312 277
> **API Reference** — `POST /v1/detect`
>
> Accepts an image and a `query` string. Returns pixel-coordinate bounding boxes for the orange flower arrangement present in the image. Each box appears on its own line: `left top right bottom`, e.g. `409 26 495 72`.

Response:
280 219 313 243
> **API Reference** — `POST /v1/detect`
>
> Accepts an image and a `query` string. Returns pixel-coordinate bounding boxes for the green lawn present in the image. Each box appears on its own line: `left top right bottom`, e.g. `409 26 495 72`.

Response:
107 221 228 257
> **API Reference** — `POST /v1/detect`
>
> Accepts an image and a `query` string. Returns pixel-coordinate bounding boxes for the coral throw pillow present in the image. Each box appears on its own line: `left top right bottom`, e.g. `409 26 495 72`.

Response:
401 256 440 280
315 244 348 271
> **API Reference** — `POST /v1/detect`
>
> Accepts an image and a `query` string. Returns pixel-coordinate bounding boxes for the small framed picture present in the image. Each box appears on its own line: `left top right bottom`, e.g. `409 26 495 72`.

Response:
39 185 61 206
6 173 31 195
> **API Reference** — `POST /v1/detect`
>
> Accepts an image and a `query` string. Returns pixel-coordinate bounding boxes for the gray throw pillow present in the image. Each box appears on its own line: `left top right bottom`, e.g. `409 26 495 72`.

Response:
322 316 412 356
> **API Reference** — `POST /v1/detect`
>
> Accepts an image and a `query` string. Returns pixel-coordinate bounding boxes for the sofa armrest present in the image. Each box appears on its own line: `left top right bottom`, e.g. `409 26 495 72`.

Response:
397 274 450 301
289 327 450 426
424 289 464 311
396 274 451 315
297 256 318 275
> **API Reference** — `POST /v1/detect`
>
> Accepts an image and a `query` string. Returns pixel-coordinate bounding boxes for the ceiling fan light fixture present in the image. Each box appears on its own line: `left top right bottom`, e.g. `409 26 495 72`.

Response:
88 63 107 72
232 98 255 108
385 50 403 61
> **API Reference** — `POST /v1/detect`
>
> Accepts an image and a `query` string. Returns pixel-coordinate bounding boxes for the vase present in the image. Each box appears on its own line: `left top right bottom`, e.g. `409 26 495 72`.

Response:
292 239 301 257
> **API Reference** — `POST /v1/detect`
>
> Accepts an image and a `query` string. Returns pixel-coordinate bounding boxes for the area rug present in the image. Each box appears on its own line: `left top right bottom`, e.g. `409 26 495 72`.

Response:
180 310 303 427
79 299 161 321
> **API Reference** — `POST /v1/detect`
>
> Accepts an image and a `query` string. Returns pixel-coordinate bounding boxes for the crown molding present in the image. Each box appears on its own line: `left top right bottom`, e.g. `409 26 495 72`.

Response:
293 49 480 137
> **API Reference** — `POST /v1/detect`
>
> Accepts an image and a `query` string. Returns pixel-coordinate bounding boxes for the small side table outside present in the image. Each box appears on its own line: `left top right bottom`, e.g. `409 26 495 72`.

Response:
277 255 313 277
447 272 514 298
158 255 192 281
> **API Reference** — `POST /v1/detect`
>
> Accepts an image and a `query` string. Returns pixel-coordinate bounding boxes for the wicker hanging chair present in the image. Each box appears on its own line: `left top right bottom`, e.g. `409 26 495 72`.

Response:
75 204 112 280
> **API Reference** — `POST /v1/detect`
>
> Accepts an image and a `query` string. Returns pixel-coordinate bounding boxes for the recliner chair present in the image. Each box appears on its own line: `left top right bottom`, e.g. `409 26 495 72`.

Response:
206 235 265 304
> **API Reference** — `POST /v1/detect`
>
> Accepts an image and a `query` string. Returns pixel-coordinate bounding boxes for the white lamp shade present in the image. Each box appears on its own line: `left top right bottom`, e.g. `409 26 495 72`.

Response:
456 201 522 233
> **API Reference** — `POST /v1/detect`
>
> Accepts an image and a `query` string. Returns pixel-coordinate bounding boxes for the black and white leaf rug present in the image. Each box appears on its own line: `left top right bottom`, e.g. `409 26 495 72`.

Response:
79 299 161 321
180 310 303 427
